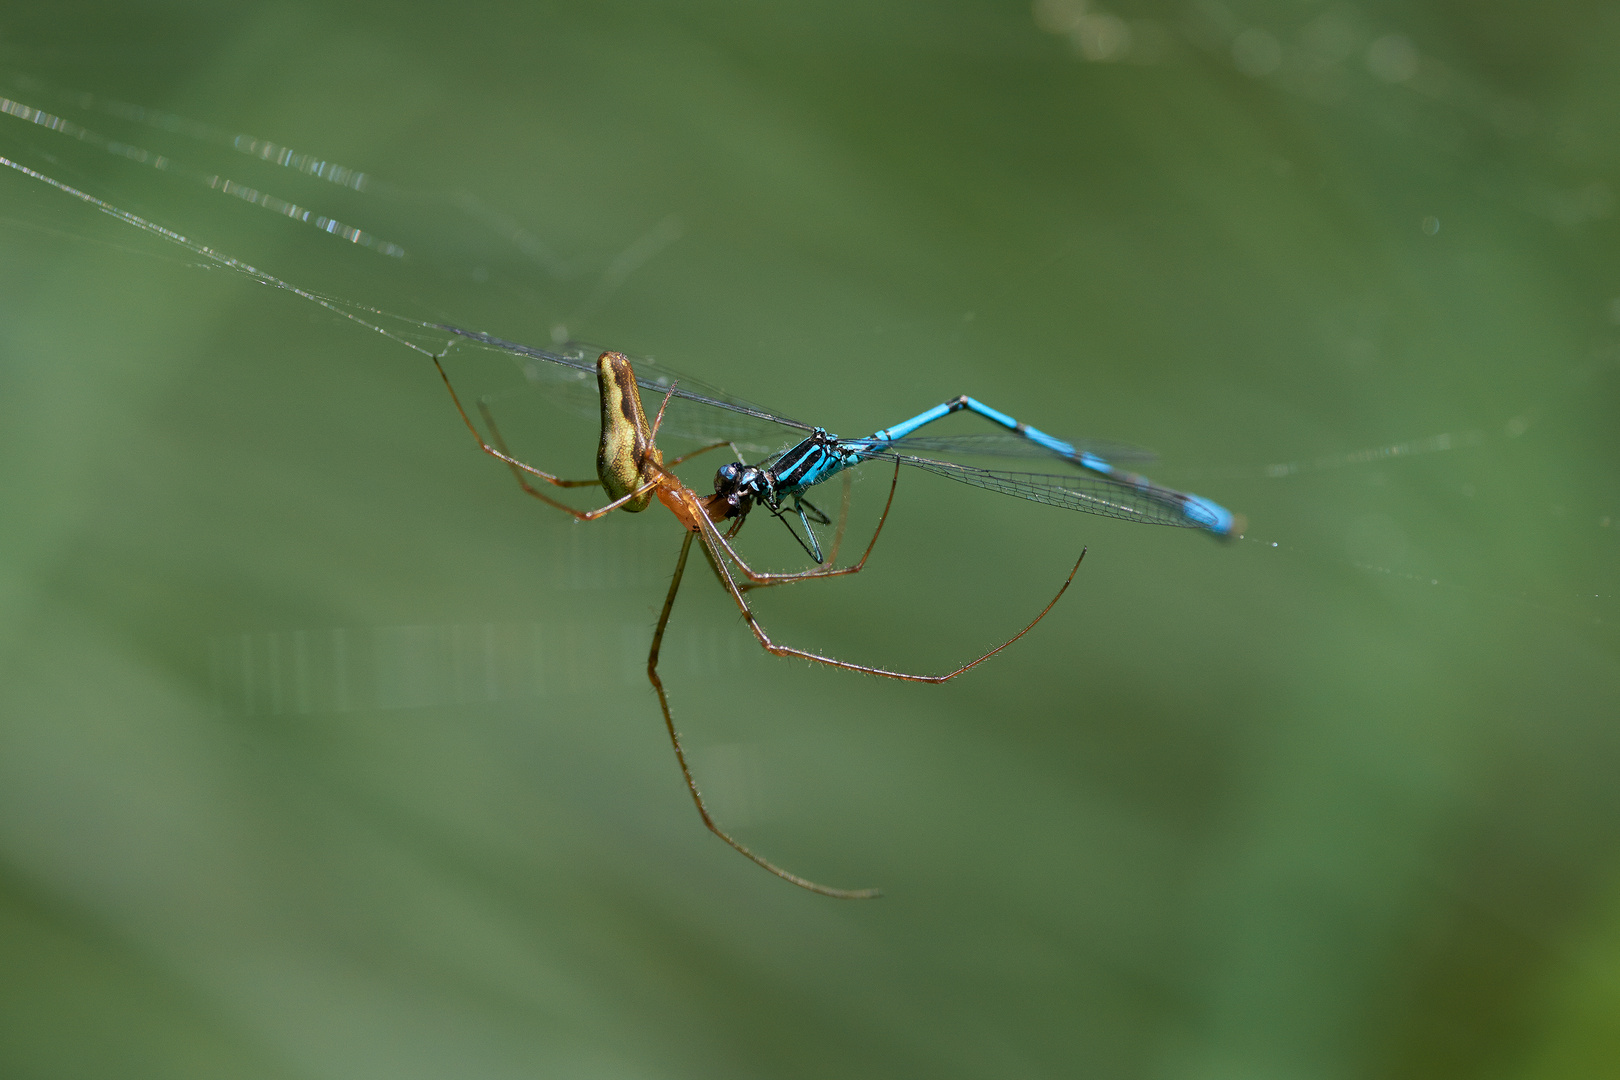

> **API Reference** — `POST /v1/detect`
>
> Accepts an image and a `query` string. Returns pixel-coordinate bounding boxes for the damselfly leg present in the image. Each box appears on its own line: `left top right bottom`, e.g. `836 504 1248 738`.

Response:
714 463 902 592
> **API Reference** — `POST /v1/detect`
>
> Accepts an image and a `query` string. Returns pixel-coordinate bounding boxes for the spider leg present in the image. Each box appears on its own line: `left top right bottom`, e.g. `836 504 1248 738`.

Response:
434 357 655 519
646 531 880 900
698 511 1086 683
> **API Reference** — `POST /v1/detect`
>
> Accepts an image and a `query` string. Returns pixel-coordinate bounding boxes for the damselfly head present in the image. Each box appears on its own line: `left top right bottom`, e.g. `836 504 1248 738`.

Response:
714 462 745 493
714 462 764 495
711 461 771 519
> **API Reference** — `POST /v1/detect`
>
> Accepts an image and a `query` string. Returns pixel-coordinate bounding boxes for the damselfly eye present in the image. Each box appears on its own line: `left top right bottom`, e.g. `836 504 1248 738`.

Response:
715 463 743 493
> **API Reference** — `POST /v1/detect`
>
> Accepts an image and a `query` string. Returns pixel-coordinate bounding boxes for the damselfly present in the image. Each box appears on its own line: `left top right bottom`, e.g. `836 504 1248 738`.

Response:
432 327 1242 897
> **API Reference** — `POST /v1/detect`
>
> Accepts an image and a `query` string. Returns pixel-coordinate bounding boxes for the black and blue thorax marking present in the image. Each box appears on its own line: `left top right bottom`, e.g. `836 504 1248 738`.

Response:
769 429 864 495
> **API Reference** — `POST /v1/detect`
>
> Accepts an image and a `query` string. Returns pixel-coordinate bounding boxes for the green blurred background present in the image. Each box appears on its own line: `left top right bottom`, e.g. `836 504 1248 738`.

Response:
1 1 1617 1077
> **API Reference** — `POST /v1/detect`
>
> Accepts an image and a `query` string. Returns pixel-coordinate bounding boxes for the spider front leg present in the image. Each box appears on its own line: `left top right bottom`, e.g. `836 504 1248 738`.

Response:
646 531 881 900
433 356 652 520
665 441 742 468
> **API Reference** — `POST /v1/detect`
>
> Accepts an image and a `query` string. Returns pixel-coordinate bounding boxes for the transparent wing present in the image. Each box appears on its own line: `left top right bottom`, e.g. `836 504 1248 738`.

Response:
882 432 1156 465
882 453 1210 529
437 324 811 453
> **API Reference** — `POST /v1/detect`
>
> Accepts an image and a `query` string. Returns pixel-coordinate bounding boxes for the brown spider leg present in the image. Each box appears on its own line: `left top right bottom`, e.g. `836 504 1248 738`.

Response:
698 515 1086 683
647 531 881 900
477 400 597 501
640 457 874 587
438 356 597 489
665 441 736 468
648 381 678 441
434 356 655 520
714 460 901 589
